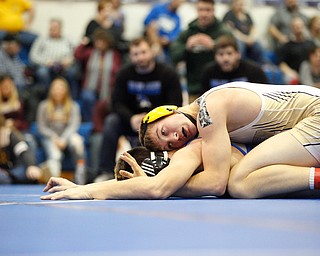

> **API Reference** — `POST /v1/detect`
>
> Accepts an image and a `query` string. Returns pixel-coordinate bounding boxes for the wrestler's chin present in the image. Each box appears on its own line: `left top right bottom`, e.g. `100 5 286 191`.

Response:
187 126 198 139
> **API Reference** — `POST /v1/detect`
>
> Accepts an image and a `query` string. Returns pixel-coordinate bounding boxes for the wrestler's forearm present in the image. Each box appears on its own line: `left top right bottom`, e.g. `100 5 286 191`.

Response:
83 177 162 200
173 171 226 197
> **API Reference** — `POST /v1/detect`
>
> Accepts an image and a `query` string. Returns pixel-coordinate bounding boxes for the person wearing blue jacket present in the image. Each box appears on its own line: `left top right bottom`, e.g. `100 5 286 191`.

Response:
144 0 184 62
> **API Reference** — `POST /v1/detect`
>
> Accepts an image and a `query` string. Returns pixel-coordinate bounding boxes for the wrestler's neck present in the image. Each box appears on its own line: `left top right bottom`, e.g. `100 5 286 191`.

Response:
178 102 199 120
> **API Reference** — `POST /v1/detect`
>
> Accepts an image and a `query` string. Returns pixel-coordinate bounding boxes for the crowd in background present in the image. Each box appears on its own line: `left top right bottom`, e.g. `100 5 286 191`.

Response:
0 0 319 185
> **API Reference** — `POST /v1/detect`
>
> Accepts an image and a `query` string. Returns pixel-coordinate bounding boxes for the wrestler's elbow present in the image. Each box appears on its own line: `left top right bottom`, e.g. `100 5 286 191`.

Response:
200 178 227 196
227 179 255 199
206 172 228 196
202 167 229 196
208 181 227 196
148 190 170 200
147 181 172 200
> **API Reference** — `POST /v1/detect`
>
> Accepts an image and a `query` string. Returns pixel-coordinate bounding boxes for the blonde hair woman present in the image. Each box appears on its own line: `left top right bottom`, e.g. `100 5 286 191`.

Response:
0 74 28 130
36 77 86 184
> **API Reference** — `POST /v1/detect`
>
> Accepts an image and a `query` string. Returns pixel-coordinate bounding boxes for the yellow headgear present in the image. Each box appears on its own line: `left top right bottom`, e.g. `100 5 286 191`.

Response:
142 105 178 124
140 105 178 146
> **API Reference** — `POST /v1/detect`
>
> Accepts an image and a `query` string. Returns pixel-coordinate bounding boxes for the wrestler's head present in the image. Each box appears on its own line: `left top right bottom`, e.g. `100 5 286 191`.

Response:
139 106 198 151
114 146 170 180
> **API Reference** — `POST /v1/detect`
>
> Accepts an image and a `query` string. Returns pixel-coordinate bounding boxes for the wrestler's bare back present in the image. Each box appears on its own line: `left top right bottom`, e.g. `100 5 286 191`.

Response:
199 87 262 132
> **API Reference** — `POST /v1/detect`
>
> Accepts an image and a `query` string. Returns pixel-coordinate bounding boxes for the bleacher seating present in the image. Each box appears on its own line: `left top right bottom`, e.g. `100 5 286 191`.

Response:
263 50 284 84
29 122 93 170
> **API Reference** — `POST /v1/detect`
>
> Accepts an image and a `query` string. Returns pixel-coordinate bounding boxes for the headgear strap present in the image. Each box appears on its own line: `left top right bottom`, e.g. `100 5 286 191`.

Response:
141 151 170 176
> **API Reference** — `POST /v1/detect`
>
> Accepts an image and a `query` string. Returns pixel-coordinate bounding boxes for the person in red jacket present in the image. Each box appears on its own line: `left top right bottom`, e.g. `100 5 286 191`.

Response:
74 28 122 122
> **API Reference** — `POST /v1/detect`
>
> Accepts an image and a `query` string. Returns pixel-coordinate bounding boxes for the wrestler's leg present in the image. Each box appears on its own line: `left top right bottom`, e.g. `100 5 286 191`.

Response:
228 131 319 198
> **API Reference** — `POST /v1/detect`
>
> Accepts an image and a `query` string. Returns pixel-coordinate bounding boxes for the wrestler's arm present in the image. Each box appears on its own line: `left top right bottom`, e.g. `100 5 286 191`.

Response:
173 145 244 197
175 95 232 196
118 138 243 198
41 141 202 200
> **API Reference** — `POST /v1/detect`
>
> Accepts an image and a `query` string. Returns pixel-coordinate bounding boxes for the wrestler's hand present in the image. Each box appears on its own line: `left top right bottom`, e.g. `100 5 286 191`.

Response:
43 177 77 193
119 152 147 179
41 186 93 200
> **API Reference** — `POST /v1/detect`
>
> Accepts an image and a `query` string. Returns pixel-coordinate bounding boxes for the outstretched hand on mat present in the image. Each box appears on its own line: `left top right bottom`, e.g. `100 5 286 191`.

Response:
43 177 78 193
41 186 93 200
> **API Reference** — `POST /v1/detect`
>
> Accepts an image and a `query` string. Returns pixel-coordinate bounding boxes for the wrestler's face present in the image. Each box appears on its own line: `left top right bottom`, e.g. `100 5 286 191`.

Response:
148 113 198 151
215 46 240 72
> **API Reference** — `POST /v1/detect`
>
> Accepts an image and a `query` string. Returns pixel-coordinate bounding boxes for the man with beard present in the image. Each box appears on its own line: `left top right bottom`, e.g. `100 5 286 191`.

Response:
268 0 309 51
94 37 182 182
170 0 231 103
201 34 268 92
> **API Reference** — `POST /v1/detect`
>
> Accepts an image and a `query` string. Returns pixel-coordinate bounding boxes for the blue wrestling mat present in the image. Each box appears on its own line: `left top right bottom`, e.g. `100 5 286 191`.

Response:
0 185 319 255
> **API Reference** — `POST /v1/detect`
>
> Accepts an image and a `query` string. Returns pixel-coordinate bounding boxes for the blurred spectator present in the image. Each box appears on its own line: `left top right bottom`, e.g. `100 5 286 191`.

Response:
0 33 37 123
93 37 182 182
87 99 110 181
0 73 28 131
0 0 38 64
36 77 87 184
109 0 128 55
299 45 320 88
201 35 268 92
144 0 185 62
170 0 231 103
74 28 122 122
29 18 79 98
268 0 309 51
0 114 43 184
222 0 268 65
0 73 37 157
83 0 124 48
277 17 315 84
110 0 125 32
0 33 28 96
308 15 320 47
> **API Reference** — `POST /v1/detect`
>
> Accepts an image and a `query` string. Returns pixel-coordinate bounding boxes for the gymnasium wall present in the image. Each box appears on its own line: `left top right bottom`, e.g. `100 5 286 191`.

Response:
31 0 319 49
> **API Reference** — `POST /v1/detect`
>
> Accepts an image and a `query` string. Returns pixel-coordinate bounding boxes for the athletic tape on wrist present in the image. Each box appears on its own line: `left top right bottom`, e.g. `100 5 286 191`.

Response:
309 167 315 190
